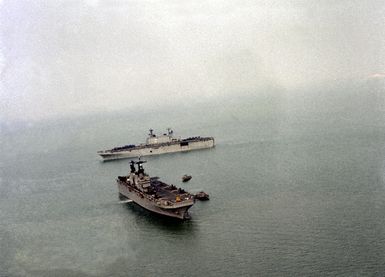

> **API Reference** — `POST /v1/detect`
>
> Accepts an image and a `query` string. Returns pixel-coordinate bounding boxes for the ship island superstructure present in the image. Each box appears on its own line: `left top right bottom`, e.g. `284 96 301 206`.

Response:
117 161 195 219
98 128 215 161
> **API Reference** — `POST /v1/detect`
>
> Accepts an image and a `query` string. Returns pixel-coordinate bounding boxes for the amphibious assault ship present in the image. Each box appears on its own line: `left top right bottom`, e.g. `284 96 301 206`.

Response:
98 128 215 161
117 161 195 220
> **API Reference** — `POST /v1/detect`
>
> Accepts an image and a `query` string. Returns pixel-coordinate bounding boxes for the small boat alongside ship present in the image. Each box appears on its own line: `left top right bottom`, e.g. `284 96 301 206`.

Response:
117 160 196 220
98 128 215 161
182 174 192 182
194 191 210 201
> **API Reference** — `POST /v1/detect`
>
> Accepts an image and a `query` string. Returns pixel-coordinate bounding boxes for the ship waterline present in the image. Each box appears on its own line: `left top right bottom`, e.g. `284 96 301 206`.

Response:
98 129 215 161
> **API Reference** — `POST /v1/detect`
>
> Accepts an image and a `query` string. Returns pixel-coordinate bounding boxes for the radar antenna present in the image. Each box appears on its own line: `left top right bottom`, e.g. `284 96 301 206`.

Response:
135 160 147 175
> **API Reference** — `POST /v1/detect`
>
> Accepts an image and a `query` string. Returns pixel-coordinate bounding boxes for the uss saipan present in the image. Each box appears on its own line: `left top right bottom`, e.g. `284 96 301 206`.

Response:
98 128 215 161
117 160 195 219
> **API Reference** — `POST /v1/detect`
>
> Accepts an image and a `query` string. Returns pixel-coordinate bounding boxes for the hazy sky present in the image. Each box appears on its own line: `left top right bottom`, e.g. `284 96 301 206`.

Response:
1 0 384 122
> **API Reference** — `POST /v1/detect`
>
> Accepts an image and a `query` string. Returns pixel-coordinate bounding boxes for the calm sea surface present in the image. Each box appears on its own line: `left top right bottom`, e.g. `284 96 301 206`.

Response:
1 83 385 276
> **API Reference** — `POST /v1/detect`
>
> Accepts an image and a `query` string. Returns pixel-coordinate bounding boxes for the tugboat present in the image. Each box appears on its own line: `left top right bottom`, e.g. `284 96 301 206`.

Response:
117 161 195 220
194 191 210 201
182 174 192 182
98 128 215 161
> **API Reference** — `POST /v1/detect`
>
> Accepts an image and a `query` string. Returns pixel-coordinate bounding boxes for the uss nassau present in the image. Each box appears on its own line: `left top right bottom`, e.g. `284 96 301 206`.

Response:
98 128 215 161
117 160 195 220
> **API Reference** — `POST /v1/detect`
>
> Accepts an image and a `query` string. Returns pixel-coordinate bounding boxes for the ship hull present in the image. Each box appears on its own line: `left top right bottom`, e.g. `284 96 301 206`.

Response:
117 181 193 220
100 138 214 161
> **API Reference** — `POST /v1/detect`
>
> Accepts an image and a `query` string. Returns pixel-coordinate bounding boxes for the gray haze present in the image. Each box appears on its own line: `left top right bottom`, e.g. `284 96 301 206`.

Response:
1 0 385 122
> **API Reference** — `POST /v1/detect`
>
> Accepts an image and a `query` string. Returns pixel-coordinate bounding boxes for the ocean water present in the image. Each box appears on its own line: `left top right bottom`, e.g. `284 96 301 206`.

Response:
1 82 385 276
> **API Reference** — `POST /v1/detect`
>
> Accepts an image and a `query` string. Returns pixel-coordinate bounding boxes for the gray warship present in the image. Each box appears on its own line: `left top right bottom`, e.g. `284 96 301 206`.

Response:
98 128 215 161
117 161 195 220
